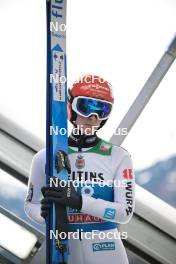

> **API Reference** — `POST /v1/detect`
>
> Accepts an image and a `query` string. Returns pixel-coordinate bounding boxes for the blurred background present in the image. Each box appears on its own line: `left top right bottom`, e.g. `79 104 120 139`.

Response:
0 0 176 263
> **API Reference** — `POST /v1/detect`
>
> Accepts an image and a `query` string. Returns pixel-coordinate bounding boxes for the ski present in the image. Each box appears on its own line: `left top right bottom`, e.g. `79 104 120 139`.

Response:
46 1 68 264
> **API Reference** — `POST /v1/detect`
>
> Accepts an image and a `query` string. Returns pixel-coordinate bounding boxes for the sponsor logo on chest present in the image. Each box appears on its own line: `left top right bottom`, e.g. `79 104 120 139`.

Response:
99 142 111 151
92 242 115 252
103 208 116 220
122 169 133 179
75 155 85 169
125 181 133 215
68 213 105 223
68 171 104 182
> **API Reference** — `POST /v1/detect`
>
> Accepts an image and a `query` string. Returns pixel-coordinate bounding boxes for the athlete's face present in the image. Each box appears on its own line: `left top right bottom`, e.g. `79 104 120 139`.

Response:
75 114 101 135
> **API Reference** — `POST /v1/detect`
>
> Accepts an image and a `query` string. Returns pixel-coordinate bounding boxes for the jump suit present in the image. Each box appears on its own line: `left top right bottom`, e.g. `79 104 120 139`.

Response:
25 134 135 264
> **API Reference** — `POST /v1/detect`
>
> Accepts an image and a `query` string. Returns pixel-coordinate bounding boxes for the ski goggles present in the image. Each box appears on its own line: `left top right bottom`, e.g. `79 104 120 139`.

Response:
72 96 112 120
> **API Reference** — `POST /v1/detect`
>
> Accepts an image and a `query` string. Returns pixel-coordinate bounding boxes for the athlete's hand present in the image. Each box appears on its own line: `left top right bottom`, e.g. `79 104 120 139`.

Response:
40 198 51 219
41 179 82 218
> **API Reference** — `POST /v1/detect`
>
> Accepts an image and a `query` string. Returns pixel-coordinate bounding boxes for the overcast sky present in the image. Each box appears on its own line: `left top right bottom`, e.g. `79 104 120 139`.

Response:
0 0 176 170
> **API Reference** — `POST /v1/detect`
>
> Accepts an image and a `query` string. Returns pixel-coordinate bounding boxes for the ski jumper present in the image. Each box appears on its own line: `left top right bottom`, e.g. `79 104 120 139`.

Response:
25 133 135 264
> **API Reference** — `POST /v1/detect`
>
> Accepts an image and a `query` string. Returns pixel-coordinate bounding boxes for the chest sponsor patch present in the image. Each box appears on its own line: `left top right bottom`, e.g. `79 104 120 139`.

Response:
103 208 116 220
68 213 105 223
81 185 94 196
125 181 133 215
122 169 133 179
92 242 115 252
68 171 104 182
75 155 85 169
99 143 111 151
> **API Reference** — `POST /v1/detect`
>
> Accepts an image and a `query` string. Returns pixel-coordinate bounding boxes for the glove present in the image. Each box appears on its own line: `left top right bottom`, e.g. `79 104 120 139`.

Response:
41 179 82 219
40 200 51 219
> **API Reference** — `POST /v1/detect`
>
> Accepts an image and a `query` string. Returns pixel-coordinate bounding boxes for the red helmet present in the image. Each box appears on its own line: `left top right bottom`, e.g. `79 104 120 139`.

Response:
68 74 114 129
